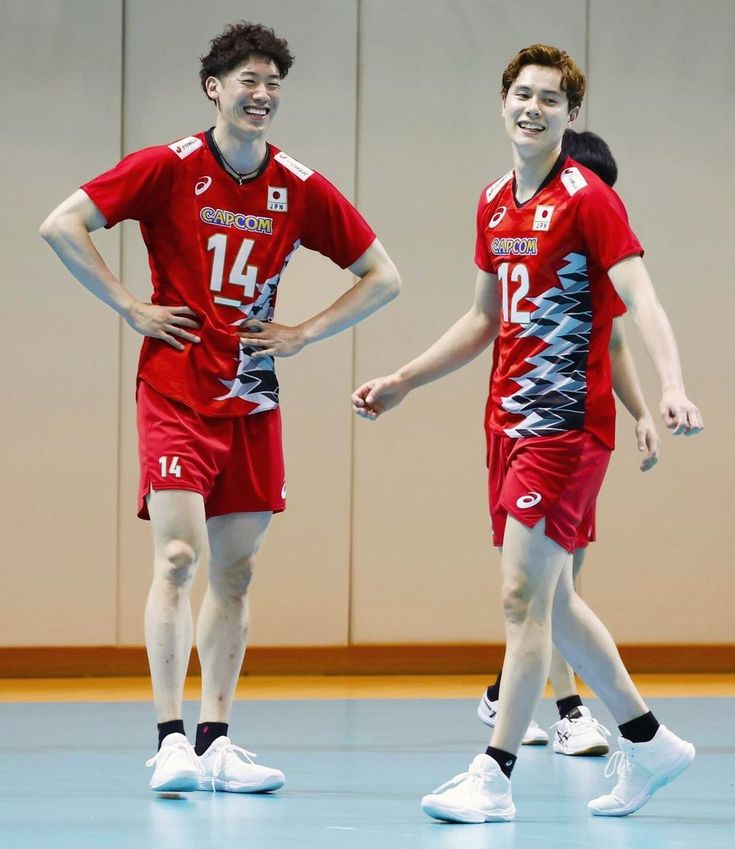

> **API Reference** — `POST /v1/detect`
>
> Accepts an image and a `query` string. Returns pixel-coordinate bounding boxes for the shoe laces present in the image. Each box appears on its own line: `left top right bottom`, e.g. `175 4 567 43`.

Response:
430 769 483 796
145 738 196 769
208 741 259 793
604 748 635 785
550 713 611 739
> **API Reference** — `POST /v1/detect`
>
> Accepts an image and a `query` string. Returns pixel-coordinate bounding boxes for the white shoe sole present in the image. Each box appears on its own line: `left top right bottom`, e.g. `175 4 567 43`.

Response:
197 775 285 793
421 797 516 823
522 731 549 746
588 742 695 816
553 741 609 756
150 770 200 793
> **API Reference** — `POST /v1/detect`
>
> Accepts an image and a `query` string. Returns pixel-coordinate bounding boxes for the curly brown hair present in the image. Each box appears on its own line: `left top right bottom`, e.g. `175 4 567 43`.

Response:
199 22 294 94
501 44 586 112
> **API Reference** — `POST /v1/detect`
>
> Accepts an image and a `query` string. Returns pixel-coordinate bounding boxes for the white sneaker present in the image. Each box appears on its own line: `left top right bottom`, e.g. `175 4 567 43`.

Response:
588 725 695 816
477 691 549 746
421 754 516 823
552 706 610 756
146 732 203 792
197 736 285 793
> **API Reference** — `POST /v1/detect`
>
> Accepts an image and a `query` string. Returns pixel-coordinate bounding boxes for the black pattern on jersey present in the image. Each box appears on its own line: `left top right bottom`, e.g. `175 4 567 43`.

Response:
216 240 300 412
502 252 592 436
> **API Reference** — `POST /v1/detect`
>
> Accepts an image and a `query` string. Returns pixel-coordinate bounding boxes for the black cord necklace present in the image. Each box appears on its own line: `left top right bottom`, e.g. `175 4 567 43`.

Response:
211 133 265 185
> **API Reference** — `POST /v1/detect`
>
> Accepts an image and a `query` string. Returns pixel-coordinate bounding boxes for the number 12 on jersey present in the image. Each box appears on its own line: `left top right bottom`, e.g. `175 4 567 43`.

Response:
207 234 258 307
498 262 531 325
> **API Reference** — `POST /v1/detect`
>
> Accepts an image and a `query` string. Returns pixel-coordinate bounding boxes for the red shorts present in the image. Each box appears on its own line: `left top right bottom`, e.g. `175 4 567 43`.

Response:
136 380 286 520
486 429 611 553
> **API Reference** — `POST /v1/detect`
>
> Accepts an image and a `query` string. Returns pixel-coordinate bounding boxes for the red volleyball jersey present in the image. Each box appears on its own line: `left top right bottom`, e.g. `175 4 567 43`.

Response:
83 132 375 416
475 156 642 450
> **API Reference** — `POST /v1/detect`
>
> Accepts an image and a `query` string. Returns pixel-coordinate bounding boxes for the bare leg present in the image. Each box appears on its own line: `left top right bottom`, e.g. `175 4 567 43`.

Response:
490 517 569 753
551 556 648 724
145 490 207 723
197 511 271 723
548 547 587 699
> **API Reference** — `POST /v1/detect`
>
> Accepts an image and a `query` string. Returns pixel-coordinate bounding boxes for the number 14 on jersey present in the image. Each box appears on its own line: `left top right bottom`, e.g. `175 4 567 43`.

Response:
207 234 258 308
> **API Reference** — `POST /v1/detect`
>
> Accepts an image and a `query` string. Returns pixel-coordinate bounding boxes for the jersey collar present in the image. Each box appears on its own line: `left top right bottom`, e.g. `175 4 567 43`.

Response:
204 128 272 185
512 152 567 208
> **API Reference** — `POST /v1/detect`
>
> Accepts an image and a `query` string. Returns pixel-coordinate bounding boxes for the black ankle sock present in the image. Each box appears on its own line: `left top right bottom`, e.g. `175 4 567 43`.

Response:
485 746 516 779
618 711 659 743
195 722 229 756
556 694 583 719
157 719 185 750
487 670 502 702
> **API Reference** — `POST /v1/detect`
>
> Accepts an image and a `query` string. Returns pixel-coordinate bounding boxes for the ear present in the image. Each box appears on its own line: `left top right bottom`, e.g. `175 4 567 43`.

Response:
205 76 221 103
567 105 580 125
501 95 507 117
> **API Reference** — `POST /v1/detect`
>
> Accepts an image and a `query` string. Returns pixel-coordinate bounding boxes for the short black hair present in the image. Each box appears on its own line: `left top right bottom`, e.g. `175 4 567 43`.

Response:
199 22 294 94
562 129 618 187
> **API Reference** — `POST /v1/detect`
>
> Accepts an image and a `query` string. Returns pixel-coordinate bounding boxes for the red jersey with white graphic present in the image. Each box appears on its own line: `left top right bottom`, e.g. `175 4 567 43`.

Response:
475 156 642 450
82 132 375 416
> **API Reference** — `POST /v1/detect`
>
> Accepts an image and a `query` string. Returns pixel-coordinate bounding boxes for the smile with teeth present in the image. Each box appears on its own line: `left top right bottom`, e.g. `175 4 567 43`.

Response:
245 107 268 118
518 121 544 132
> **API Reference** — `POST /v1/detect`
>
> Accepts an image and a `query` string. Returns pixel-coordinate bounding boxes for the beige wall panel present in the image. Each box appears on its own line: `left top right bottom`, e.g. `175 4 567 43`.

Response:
352 0 587 642
0 1 122 644
117 1 360 645
578 0 735 641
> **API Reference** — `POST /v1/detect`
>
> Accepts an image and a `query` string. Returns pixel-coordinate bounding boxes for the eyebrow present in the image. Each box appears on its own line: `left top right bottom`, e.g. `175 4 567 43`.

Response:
236 71 281 79
513 84 563 96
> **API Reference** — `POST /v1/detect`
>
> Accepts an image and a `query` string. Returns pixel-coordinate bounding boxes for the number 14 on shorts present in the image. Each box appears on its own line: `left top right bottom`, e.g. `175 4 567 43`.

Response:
158 456 182 478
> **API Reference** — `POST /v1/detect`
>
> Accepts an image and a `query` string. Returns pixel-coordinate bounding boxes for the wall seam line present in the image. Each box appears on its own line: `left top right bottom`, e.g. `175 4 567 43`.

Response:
347 0 363 648
114 0 127 647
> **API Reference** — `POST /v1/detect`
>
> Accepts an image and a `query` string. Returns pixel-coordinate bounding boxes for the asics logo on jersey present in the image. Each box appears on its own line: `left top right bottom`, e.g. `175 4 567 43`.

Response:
491 237 538 256
281 482 287 499
195 176 213 196
200 207 273 235
488 206 507 229
516 492 542 509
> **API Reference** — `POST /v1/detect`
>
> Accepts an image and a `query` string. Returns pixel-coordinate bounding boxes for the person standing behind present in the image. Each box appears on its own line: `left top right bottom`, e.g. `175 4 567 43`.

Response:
352 44 701 822
41 21 400 794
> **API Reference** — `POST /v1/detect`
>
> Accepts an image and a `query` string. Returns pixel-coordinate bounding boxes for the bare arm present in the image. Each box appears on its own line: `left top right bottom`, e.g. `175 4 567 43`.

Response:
40 190 200 350
608 256 703 435
236 238 401 358
352 269 500 419
609 317 659 470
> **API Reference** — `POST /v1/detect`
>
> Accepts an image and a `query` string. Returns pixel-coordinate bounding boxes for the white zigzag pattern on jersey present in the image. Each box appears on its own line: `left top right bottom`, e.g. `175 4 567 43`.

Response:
502 252 592 437
215 239 301 411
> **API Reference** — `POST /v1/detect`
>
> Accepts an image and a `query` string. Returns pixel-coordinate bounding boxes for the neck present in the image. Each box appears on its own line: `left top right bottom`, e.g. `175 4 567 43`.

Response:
512 145 562 203
212 123 267 176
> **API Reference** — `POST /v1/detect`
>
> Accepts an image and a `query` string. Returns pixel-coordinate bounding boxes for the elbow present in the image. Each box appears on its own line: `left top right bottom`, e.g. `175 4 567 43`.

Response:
39 214 57 244
381 263 402 303
39 212 67 247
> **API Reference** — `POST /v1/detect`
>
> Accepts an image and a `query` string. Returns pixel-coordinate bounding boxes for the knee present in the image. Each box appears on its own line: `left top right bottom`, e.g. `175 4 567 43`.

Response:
210 555 256 600
501 578 533 625
157 540 199 589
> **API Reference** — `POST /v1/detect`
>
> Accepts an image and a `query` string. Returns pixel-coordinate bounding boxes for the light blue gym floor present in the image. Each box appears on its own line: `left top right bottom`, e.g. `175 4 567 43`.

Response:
1 697 732 849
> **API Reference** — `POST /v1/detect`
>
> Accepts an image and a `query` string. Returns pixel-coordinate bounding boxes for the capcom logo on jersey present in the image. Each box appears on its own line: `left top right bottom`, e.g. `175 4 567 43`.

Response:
491 237 538 256
200 207 273 235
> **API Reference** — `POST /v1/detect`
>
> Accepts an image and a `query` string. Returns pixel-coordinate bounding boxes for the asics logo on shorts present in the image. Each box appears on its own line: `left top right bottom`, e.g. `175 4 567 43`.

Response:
516 491 541 509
